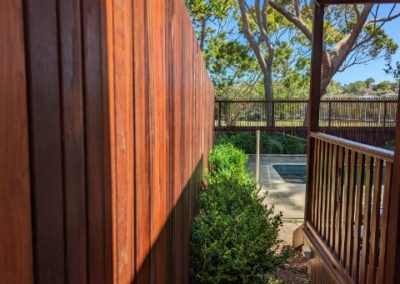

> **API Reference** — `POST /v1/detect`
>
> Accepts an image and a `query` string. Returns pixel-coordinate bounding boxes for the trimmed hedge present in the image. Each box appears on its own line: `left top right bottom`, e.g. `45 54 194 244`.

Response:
215 132 307 154
190 144 288 283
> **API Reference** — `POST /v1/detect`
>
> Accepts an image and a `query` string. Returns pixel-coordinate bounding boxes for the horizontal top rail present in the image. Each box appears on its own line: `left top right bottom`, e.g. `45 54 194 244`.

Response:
215 99 397 103
215 100 307 103
215 99 397 146
310 131 394 162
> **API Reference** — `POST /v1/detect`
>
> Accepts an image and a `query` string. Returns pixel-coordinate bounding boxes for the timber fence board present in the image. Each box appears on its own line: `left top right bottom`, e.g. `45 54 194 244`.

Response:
1 0 214 283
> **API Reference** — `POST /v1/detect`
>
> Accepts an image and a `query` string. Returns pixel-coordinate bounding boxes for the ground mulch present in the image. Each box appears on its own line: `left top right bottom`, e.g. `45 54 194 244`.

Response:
274 221 311 284
275 248 310 284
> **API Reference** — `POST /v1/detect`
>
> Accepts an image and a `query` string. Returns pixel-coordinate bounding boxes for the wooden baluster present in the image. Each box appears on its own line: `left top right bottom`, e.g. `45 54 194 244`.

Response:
335 146 344 260
326 143 333 243
377 162 393 283
330 144 337 249
360 156 373 284
328 101 332 129
368 159 383 283
346 151 357 274
318 141 325 232
312 139 320 226
384 101 387 129
353 153 365 283
341 149 350 266
322 141 329 239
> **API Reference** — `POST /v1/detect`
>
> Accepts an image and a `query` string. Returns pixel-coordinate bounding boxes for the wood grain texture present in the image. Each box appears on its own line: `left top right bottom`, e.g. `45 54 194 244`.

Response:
129 0 214 282
0 0 33 282
58 0 87 281
308 133 398 283
384 84 400 283
82 0 111 281
303 1 400 282
5 0 213 283
105 0 135 282
24 0 66 281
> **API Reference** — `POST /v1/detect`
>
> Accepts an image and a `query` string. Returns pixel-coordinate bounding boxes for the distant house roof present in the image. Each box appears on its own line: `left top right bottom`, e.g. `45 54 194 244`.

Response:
381 93 398 99
362 93 379 99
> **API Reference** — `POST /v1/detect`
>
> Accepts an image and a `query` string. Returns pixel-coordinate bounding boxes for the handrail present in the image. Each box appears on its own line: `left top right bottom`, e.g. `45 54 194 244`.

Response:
308 130 395 282
310 132 394 162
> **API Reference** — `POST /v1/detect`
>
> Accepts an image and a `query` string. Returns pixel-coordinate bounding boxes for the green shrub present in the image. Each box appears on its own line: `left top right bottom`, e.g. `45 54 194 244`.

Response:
190 144 288 283
383 139 395 151
215 132 307 154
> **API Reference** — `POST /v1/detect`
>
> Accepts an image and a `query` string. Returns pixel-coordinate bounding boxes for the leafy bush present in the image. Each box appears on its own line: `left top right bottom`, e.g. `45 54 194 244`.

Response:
190 144 288 283
383 139 395 151
215 132 307 154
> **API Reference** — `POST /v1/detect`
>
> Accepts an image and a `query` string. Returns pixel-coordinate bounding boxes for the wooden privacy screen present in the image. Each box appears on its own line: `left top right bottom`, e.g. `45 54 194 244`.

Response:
0 1 33 283
0 0 214 283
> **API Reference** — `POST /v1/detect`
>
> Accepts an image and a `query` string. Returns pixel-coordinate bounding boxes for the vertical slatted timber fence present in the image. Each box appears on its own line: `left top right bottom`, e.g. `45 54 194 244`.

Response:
214 100 397 146
0 0 215 283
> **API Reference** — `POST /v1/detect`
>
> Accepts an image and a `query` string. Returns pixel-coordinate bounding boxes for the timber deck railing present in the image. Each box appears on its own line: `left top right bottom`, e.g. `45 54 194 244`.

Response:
305 132 394 283
215 99 397 145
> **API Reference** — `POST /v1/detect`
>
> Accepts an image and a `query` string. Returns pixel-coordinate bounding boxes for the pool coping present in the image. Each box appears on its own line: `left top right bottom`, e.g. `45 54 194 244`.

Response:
247 155 307 219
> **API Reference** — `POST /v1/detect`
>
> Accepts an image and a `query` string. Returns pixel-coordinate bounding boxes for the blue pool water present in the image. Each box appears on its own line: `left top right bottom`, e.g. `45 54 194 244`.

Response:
273 164 307 184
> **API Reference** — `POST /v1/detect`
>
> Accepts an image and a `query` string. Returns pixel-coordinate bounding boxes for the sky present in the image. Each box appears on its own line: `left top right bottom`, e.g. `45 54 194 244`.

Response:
199 2 400 85
333 4 400 85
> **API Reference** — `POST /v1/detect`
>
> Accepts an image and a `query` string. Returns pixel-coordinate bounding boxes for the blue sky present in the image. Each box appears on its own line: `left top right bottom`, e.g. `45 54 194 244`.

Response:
333 4 400 85
200 2 399 85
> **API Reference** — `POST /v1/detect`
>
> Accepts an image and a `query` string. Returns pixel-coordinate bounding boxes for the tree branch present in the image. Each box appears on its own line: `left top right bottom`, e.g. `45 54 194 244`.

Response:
270 0 312 41
328 4 373 75
368 4 400 24
238 0 268 70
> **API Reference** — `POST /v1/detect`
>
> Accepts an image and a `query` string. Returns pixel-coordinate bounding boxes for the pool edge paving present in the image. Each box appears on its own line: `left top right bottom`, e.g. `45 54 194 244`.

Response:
247 154 307 220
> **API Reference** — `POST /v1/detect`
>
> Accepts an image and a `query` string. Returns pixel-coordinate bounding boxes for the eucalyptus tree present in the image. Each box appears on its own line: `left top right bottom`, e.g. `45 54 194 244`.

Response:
238 0 275 103
186 0 262 98
186 0 309 105
185 0 235 49
237 0 296 125
385 61 400 82
270 1 399 94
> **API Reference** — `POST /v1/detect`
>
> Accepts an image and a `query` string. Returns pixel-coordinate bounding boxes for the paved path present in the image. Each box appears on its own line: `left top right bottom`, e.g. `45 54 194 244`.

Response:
247 154 307 219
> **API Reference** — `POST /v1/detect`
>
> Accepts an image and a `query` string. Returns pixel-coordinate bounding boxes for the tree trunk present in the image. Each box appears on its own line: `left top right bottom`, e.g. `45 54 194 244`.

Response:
263 70 275 127
200 17 207 50
321 76 331 95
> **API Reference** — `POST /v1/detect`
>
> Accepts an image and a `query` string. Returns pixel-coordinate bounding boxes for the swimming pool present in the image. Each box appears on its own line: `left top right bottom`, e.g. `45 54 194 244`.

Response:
272 164 307 184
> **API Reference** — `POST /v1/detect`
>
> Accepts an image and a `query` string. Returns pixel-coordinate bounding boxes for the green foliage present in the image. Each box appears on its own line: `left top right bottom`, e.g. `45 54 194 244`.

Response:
326 80 344 96
364 78 375 88
327 78 397 97
385 61 400 81
185 0 235 22
373 80 396 95
267 278 284 284
215 132 307 154
190 144 288 283
343 81 369 96
383 139 395 151
186 0 399 100
186 0 262 98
